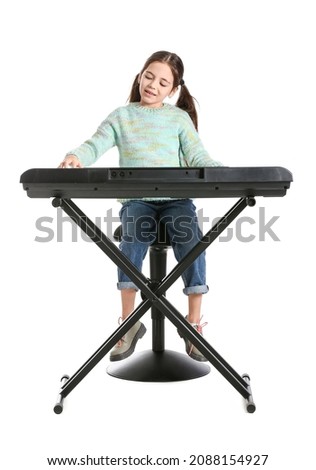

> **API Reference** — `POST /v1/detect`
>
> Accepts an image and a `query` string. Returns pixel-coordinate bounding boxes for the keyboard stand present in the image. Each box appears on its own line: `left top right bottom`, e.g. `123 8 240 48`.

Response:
52 196 256 414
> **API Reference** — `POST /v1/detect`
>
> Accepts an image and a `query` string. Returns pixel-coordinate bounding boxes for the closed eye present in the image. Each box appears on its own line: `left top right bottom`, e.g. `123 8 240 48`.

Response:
144 73 170 87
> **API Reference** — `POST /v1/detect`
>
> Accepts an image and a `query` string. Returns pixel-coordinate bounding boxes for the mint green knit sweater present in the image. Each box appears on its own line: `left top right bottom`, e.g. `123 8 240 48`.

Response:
67 103 222 168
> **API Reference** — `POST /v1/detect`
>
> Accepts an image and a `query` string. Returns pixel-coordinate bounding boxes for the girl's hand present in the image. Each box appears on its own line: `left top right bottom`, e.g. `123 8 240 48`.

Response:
58 155 83 168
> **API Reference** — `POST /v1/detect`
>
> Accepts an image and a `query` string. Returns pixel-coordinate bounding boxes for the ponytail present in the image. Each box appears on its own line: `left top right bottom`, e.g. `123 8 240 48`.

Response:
128 74 141 103
176 84 199 131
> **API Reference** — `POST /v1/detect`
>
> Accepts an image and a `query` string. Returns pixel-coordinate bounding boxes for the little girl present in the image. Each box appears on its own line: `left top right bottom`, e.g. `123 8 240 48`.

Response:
59 50 222 362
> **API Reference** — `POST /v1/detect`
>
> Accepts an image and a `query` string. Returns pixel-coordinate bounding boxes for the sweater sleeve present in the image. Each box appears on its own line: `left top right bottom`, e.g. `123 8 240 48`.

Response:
179 113 223 167
66 113 117 167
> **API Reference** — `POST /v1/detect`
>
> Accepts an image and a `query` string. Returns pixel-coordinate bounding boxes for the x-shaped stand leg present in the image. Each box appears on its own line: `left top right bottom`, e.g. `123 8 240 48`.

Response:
52 196 256 414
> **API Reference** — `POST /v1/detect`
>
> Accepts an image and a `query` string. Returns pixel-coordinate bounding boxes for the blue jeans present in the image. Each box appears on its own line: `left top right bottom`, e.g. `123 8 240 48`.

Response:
117 199 209 295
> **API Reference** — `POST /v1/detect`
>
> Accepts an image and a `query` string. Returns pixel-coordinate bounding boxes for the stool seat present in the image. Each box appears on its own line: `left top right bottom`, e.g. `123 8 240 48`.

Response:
113 223 171 247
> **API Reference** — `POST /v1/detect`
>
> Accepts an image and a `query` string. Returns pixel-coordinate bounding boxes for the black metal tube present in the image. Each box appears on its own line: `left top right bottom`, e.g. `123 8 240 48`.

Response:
149 246 168 351
149 296 250 399
57 198 157 302
60 299 152 397
156 197 249 297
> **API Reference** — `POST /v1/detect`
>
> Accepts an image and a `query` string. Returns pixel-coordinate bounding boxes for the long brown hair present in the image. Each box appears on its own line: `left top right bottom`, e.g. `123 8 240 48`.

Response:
128 51 199 130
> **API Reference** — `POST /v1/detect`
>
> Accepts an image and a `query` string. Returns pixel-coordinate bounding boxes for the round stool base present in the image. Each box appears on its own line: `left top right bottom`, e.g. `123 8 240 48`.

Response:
107 349 210 382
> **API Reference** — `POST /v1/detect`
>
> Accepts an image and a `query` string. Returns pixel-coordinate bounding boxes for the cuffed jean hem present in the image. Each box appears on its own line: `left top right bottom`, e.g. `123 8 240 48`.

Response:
117 281 139 291
183 285 209 296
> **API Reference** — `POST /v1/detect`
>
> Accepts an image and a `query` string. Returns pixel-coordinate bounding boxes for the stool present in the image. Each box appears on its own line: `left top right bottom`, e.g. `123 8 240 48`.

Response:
106 224 210 381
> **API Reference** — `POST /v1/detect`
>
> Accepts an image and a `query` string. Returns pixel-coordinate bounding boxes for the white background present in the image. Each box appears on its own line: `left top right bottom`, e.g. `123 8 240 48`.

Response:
1 0 315 469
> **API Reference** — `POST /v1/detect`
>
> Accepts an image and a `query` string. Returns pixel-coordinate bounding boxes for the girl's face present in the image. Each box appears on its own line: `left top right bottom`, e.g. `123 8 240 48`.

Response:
138 61 177 108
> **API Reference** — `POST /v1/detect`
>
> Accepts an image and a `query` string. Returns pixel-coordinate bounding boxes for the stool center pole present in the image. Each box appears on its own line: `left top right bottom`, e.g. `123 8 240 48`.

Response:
149 246 169 351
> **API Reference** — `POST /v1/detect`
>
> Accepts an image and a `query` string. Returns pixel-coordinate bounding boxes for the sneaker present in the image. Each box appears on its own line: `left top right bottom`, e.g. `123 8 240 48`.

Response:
178 316 208 362
110 318 147 362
